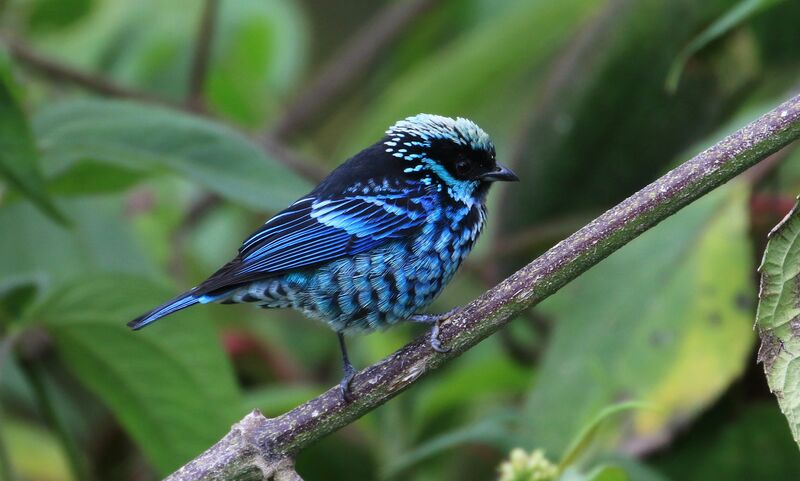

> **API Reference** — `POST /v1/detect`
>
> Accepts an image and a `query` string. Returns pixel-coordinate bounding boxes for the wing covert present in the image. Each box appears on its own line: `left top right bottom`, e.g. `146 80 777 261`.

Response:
195 191 432 295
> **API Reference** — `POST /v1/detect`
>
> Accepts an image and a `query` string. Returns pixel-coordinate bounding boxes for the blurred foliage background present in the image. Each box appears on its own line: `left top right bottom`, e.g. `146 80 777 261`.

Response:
0 0 799 480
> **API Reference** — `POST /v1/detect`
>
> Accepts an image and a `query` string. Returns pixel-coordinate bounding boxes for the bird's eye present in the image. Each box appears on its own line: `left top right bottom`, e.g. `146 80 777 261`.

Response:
455 158 471 176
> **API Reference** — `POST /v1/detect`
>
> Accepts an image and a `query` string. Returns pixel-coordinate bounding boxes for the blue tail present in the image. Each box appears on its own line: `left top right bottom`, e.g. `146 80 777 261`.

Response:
127 292 199 330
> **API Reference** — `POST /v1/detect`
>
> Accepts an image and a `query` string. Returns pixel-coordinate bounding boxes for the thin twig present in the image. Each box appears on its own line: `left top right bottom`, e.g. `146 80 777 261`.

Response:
261 135 328 183
166 93 800 481
186 0 220 112
4 38 173 106
270 0 442 139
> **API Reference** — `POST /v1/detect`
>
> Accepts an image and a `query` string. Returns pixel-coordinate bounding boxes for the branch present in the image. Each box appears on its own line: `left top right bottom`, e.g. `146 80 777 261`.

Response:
166 95 800 480
4 38 172 107
269 0 442 139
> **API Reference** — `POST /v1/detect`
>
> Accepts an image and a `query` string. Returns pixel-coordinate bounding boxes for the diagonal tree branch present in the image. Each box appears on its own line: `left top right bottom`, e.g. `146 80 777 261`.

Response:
166 95 800 480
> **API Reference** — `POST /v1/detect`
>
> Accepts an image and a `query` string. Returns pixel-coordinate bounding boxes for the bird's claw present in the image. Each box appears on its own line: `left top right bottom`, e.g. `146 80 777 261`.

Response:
339 367 356 403
429 319 451 353
410 309 457 353
426 310 457 353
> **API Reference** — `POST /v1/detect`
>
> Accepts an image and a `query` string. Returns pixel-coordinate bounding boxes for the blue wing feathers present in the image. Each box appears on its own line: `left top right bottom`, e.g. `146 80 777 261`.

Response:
195 192 430 295
129 189 433 328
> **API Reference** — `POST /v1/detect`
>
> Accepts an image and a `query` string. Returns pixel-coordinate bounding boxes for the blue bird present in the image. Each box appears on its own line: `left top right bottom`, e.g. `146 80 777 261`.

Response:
129 114 518 399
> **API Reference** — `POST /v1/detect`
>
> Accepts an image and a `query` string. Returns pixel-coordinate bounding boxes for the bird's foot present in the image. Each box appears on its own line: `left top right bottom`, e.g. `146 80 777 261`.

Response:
339 364 356 403
429 321 450 353
410 308 458 354
337 332 357 402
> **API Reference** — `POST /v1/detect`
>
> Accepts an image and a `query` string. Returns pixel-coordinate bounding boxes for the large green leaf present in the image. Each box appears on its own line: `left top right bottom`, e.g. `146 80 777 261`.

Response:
0 53 67 224
26 274 243 475
34 99 309 210
0 196 153 305
522 184 754 454
755 197 800 446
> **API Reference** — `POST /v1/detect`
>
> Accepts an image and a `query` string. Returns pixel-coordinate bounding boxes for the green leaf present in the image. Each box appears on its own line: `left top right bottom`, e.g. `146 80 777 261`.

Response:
666 0 786 92
584 465 628 481
0 53 68 224
45 157 151 195
559 465 628 481
27 274 243 474
523 184 755 454
0 196 154 309
755 197 800 446
27 0 93 32
34 99 310 210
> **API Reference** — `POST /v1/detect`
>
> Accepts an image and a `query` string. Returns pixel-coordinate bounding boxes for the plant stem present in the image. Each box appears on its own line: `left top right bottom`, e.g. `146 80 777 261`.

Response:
166 95 800 480
186 0 219 112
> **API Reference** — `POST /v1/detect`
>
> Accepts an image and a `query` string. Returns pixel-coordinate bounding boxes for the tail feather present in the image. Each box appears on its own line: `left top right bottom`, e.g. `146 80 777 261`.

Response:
128 292 199 330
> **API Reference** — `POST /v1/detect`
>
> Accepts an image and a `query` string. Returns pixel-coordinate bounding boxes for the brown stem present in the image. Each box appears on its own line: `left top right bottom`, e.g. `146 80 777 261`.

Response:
186 0 220 112
5 38 173 107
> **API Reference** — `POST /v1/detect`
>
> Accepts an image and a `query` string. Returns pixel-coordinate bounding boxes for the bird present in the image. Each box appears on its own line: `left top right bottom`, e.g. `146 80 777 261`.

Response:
128 113 518 400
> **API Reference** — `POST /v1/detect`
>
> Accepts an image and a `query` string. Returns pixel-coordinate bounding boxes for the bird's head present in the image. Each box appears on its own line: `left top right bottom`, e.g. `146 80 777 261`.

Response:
381 114 518 204
316 114 518 203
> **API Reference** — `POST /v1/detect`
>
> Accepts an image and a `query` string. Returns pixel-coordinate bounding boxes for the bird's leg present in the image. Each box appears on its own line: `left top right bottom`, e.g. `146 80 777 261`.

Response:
409 308 459 353
337 333 356 402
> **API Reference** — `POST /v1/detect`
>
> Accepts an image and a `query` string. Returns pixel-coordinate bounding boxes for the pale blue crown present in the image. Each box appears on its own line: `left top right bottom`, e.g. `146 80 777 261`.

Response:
386 114 493 152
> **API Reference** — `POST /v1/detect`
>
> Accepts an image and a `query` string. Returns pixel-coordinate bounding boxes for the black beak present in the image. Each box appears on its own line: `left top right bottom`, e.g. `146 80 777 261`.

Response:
480 163 519 182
